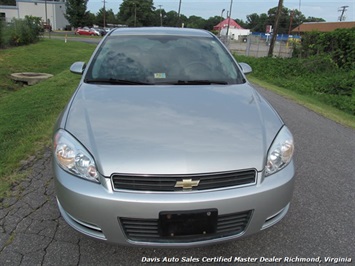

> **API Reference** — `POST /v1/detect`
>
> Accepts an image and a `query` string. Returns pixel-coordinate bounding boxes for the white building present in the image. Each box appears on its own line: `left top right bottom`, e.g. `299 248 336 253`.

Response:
0 0 69 30
214 18 251 40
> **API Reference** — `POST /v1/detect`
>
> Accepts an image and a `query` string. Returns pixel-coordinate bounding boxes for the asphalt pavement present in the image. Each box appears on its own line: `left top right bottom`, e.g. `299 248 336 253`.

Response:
0 84 354 265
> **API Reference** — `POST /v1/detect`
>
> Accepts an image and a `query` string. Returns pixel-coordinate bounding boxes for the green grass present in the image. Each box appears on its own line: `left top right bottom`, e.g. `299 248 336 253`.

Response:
248 76 355 129
0 39 96 198
235 55 355 116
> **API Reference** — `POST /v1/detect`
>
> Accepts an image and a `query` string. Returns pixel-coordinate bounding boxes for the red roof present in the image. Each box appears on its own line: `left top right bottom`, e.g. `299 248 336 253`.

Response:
214 18 245 31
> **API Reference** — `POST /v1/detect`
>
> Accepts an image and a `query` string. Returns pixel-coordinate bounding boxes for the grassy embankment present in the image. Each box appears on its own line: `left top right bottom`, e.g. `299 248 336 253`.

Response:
235 55 355 129
0 39 96 198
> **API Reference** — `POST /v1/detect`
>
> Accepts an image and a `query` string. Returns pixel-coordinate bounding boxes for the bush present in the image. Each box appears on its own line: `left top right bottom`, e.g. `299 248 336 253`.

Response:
0 20 3 48
1 16 42 47
235 54 355 116
293 28 355 70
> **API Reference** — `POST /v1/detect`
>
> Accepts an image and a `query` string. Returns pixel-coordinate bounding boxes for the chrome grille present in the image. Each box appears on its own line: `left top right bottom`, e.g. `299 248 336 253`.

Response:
112 170 256 192
120 210 252 243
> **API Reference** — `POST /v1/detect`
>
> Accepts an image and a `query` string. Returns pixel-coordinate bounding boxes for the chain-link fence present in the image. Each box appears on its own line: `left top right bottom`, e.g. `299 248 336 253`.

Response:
221 34 294 58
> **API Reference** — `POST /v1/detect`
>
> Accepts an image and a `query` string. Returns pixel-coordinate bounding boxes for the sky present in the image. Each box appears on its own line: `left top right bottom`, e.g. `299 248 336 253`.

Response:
87 0 355 23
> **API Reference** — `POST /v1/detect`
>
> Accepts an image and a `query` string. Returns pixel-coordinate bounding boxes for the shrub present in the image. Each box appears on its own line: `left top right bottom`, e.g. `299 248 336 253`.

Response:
293 28 355 70
0 20 3 48
314 71 354 97
235 54 355 116
2 16 42 47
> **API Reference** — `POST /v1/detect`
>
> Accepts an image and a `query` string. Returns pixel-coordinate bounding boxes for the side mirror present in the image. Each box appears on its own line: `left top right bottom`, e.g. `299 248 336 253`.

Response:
70 62 86 74
239 62 252 75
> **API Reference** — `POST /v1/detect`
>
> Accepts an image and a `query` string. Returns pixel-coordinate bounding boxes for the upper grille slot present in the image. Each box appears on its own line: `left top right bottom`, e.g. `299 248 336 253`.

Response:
111 169 256 192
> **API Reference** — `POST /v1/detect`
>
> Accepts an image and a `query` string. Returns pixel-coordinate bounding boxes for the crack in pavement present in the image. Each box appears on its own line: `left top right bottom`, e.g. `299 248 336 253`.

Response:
0 147 82 265
0 147 185 266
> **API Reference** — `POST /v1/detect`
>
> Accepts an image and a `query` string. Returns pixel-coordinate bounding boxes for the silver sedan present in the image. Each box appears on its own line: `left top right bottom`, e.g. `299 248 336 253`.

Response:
52 27 295 247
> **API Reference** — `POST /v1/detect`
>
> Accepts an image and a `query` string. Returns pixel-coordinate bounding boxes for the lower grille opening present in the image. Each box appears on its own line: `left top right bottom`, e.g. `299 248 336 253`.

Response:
119 210 252 243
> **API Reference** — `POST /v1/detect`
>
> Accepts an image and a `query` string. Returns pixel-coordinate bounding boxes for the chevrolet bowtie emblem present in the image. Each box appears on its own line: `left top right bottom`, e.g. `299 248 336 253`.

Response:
175 179 200 190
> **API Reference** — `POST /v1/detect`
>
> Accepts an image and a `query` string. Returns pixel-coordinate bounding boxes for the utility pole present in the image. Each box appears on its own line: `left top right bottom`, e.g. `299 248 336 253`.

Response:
338 6 348 21
219 9 225 36
288 10 294 36
177 0 182 27
297 0 301 35
44 0 50 38
268 0 283 57
134 2 137 27
103 0 106 29
226 0 233 39
159 5 163 26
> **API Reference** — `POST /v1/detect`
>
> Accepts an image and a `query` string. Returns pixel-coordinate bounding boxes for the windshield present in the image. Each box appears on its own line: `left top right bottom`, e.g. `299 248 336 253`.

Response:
85 34 245 85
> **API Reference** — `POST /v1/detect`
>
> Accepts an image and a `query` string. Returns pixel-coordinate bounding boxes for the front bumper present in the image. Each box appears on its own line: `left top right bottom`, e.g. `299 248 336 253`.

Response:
53 160 295 247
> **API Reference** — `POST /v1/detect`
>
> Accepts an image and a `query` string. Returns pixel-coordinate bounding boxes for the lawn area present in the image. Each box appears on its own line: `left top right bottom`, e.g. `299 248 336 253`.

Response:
0 39 96 198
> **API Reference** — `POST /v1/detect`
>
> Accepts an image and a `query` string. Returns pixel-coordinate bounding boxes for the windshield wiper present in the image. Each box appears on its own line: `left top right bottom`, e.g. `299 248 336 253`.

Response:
176 80 228 85
84 78 153 85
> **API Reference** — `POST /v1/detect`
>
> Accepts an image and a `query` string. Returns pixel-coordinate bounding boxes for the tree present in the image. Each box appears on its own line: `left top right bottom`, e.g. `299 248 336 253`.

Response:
304 16 325 23
243 6 325 34
164 11 178 27
186 15 205 29
267 5 290 34
152 8 166 26
82 12 96 27
96 8 118 27
265 7 325 34
246 13 268 32
65 0 88 27
234 18 248 29
118 0 155 27
162 11 187 27
287 9 305 33
204 16 222 31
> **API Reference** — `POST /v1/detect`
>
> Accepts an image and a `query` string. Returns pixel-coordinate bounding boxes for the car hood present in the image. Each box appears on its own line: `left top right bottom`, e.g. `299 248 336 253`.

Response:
64 83 283 176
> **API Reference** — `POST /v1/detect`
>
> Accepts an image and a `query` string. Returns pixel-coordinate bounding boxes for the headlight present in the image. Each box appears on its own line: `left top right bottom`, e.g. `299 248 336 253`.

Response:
53 129 99 182
265 126 294 176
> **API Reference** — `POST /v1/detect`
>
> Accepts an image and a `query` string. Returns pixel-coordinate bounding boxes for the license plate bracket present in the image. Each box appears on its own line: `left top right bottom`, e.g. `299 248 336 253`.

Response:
159 209 218 237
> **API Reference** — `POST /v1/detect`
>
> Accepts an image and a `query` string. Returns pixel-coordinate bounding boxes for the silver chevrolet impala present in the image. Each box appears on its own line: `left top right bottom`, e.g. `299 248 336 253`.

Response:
52 27 295 247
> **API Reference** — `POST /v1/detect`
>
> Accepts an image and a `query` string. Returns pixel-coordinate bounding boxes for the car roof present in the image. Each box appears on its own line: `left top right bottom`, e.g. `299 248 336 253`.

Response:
109 27 213 38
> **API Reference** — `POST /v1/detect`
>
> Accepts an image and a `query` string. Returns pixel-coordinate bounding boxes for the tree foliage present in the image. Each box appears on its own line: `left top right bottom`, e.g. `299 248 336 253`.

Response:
241 7 324 34
186 15 205 29
96 8 119 27
1 0 327 32
204 16 223 30
118 0 155 27
1 16 42 47
60 1 326 32
65 0 88 28
293 28 355 70
246 13 268 32
161 11 187 27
